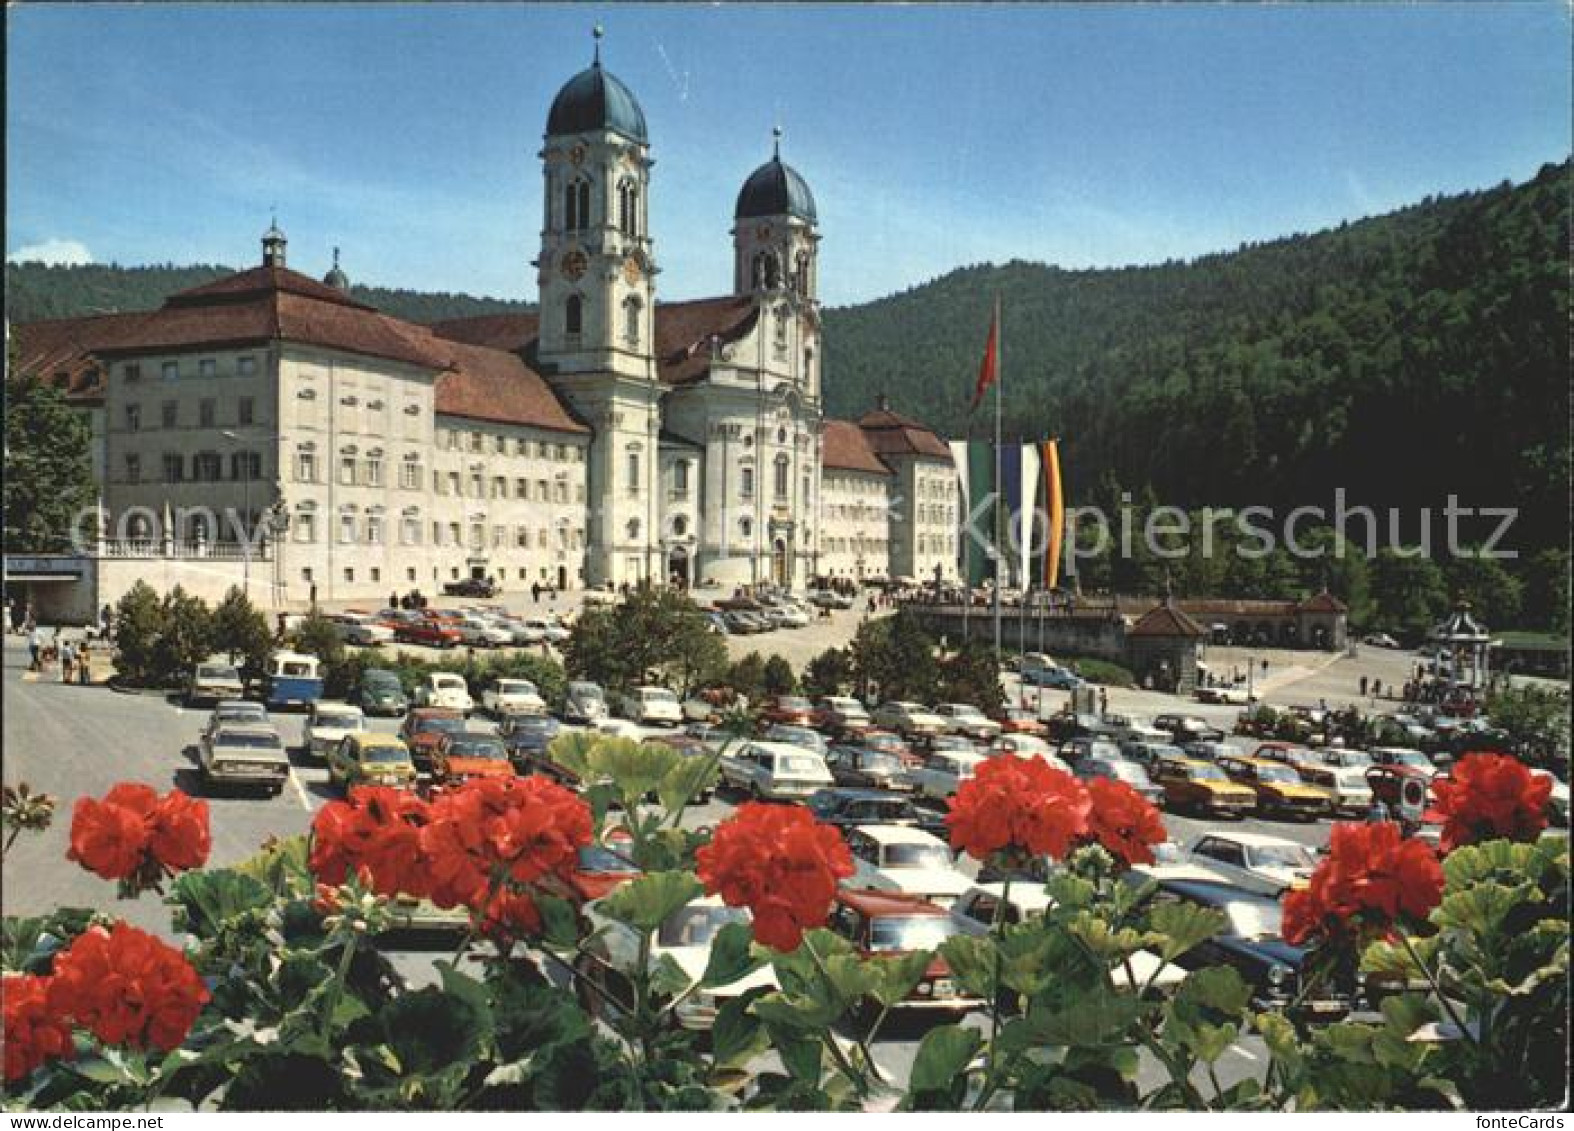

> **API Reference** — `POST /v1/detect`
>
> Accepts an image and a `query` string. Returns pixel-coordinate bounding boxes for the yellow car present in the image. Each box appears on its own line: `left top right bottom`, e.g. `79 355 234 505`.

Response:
1215 755 1332 821
327 732 417 791
1152 757 1259 818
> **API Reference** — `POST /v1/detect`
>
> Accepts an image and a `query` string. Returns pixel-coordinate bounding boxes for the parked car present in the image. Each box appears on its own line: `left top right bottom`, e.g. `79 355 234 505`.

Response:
1313 747 1375 770
1252 741 1315 769
871 701 948 739
394 617 464 649
1020 665 1084 690
500 714 562 766
1058 736 1125 765
442 577 498 598
759 695 816 727
1215 754 1332 820
186 658 246 707
451 616 511 648
327 732 416 791
1363 633 1401 649
1186 832 1317 897
264 651 324 710
1121 741 1188 772
1151 757 1257 818
640 734 718 803
300 701 367 763
618 685 683 727
1296 762 1375 816
1150 713 1225 743
812 696 873 735
806 788 947 839
203 700 269 740
719 740 835 801
1369 747 1440 779
826 889 982 1014
931 703 1002 742
1364 763 1437 813
949 885 1186 993
845 825 970 907
764 604 811 629
520 617 570 644
991 734 1068 768
761 724 829 756
858 729 916 765
992 707 1049 737
199 724 290 796
1196 685 1253 706
1144 878 1349 1018
550 841 644 908
481 677 547 717
431 731 516 786
412 672 474 714
824 745 914 792
353 668 409 717
330 613 396 647
806 588 855 610
910 749 989 802
577 895 776 1031
1073 755 1165 806
399 707 468 775
563 681 609 724
1103 714 1171 746
1181 739 1237 763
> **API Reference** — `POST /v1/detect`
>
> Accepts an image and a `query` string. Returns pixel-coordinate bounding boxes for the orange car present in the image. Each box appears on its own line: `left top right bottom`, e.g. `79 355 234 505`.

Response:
430 731 515 786
993 707 1048 738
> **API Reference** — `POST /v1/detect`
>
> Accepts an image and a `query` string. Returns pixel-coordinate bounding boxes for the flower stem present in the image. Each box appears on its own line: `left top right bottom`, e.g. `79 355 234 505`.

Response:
801 932 875 1096
972 872 1011 1112
1400 932 1479 1047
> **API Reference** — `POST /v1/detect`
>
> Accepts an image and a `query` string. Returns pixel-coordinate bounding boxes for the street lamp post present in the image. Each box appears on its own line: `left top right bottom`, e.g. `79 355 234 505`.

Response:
220 430 279 602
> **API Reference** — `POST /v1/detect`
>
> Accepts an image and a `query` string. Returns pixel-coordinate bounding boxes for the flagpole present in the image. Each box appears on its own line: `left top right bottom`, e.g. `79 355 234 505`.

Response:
992 295 1002 654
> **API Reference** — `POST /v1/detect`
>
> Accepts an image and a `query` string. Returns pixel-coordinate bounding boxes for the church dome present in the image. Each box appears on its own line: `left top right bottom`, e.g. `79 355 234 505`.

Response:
735 155 817 224
322 247 349 292
546 61 648 144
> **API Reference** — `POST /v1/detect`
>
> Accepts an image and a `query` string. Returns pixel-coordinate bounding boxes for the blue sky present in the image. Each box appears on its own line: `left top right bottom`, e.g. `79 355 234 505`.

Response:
7 4 1569 307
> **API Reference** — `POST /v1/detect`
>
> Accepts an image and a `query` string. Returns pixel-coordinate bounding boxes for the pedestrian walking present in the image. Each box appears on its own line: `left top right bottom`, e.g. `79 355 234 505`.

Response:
532 582 541 604
1098 687 1109 717
1372 678 1383 699
1360 676 1369 697
28 624 43 671
60 639 76 684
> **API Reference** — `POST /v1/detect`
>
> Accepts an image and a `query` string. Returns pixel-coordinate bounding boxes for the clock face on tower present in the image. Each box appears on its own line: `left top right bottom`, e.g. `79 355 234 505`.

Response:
561 249 588 281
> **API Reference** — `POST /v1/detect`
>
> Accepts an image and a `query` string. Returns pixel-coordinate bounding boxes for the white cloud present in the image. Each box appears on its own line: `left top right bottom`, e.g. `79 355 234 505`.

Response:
7 238 94 266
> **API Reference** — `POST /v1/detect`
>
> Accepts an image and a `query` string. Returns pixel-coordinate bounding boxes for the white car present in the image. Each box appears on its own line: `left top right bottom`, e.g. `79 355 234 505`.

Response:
481 678 547 717
454 616 513 648
1186 832 1317 897
719 740 834 801
522 617 570 643
764 604 811 629
579 895 778 1031
910 749 989 802
416 672 474 714
950 884 1186 990
1295 763 1375 816
591 717 644 740
1104 714 1171 746
331 613 396 646
990 734 1069 770
619 685 683 726
807 589 854 610
933 704 1002 742
1529 769 1569 825
871 701 948 738
1196 685 1253 706
204 699 270 741
300 701 367 762
186 659 245 706
845 825 970 908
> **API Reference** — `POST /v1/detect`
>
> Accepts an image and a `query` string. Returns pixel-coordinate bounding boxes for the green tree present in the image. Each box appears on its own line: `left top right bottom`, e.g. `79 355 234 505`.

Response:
1521 548 1571 635
723 652 767 700
1445 554 1524 629
151 587 214 687
210 586 273 683
288 611 346 670
562 585 725 697
3 370 96 553
762 655 797 696
802 647 854 698
850 610 940 703
112 580 165 687
1483 683 1570 769
1369 548 1450 639
937 640 1003 712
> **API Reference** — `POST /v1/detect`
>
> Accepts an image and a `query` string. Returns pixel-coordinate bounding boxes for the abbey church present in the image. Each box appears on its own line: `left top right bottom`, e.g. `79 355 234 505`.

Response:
12 39 961 605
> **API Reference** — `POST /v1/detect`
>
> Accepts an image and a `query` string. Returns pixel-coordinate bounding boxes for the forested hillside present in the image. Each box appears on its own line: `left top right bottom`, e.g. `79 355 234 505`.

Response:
822 161 1570 552
3 262 531 325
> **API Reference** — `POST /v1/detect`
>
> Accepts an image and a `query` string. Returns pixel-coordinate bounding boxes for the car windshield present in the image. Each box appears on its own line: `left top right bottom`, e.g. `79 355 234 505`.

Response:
857 751 902 773
883 844 952 869
1258 765 1301 784
1337 751 1373 767
644 689 678 704
217 704 264 720
868 916 957 953
865 734 904 752
448 738 507 760
569 683 605 701
432 676 465 689
658 904 748 948
1221 899 1285 940
419 717 466 735
1247 844 1316 870
198 665 239 680
1108 761 1152 785
217 733 282 750
317 711 362 728
497 681 537 695
778 698 811 710
364 745 408 764
778 754 824 777
578 845 636 874
1396 752 1431 768
364 674 400 690
946 705 983 719
1189 764 1228 782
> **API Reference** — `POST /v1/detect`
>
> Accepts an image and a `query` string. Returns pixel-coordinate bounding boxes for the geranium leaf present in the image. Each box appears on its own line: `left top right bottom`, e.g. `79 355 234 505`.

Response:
587 738 678 806
658 753 720 812
597 871 702 933
547 730 599 780
710 988 772 1071
1174 965 1252 1019
650 952 692 999
535 892 581 949
936 933 998 1000
700 920 766 988
1432 881 1536 937
908 1024 981 1095
167 869 272 940
865 949 933 1008
1147 901 1228 962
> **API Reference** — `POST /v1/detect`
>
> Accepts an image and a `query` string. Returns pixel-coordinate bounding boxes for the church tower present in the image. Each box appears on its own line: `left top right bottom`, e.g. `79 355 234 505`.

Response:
536 29 661 587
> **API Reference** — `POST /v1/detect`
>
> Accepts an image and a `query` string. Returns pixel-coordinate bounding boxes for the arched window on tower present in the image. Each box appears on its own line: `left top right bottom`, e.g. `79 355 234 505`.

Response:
565 177 591 232
752 251 780 291
565 294 583 337
774 455 790 500
618 179 639 237
795 252 812 295
773 305 789 357
623 297 642 346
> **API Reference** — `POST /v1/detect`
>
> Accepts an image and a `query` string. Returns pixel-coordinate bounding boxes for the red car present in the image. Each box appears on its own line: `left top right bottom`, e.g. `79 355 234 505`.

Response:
759 695 815 728
399 707 466 773
827 889 982 1014
1365 763 1437 813
992 708 1048 738
395 616 463 648
431 732 515 787
859 729 921 769
549 835 643 907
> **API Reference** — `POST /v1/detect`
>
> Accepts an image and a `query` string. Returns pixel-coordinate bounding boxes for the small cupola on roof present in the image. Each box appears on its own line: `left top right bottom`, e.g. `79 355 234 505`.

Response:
261 218 287 268
545 26 648 143
735 129 818 223
323 246 350 292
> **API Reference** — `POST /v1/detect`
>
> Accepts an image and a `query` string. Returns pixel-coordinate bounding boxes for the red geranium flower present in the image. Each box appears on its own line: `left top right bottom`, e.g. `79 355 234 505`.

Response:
1430 752 1552 853
310 785 431 899
3 974 74 1082
696 803 854 951
418 776 592 913
1084 777 1167 866
48 924 209 1052
946 755 1092 863
67 783 210 888
1282 821 1444 946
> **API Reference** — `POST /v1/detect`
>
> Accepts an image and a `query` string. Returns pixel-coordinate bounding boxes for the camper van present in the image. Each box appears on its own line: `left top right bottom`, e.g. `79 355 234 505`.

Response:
265 651 324 710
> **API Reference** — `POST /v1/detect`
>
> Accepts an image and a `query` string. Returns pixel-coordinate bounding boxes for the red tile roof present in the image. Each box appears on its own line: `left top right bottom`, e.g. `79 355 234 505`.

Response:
822 419 892 476
1296 590 1348 614
1128 601 1207 638
166 265 373 310
9 312 153 403
427 311 539 352
856 407 953 461
434 339 587 434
